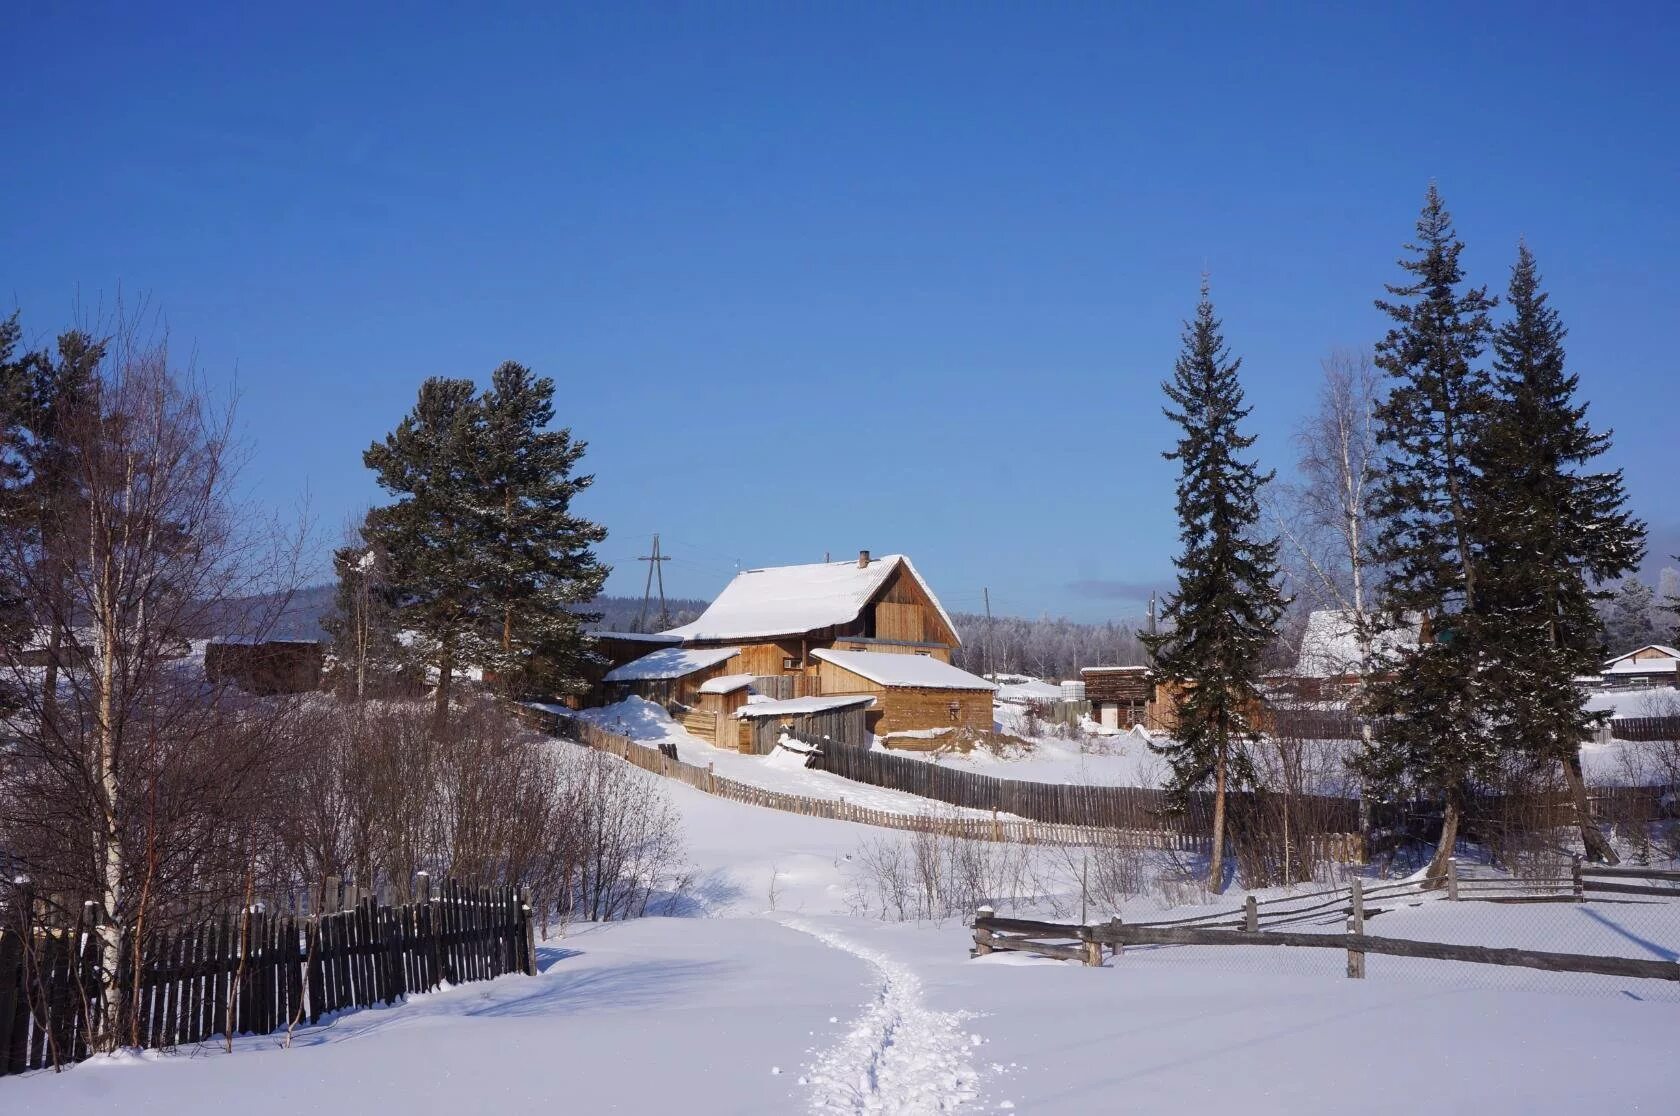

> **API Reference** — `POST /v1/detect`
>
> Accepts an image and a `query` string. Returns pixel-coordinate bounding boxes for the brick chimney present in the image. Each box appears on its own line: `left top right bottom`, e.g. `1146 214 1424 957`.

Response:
858 549 871 568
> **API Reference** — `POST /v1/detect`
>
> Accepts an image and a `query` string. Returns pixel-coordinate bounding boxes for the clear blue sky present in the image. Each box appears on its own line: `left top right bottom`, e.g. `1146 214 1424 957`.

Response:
5 2 1677 621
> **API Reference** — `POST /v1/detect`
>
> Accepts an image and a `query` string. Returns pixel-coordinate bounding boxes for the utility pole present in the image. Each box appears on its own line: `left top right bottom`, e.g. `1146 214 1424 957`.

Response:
983 586 993 680
636 533 672 631
1146 591 1158 667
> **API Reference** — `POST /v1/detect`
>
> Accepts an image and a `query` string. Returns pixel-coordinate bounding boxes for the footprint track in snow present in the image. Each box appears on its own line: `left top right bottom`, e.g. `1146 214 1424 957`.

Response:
783 919 981 1114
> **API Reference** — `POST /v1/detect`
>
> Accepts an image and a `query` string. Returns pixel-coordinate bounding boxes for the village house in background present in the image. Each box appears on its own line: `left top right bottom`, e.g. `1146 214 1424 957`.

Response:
591 550 995 749
1593 644 1680 691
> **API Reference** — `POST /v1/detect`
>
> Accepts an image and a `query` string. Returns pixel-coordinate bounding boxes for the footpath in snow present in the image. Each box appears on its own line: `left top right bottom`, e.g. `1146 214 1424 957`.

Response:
783 918 980 1114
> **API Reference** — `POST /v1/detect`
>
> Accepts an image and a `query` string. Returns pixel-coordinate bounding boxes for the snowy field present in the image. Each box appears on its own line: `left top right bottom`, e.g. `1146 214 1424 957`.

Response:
8 757 1680 1115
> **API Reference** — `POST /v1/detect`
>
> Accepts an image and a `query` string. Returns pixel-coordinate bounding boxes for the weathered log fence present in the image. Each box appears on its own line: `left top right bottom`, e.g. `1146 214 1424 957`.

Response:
970 860 1680 985
0 879 535 1078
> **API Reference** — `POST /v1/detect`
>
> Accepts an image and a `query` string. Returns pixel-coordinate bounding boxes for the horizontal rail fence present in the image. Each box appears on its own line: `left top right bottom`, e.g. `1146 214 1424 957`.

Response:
1608 715 1680 742
527 708 1292 851
972 862 1680 984
0 880 534 1078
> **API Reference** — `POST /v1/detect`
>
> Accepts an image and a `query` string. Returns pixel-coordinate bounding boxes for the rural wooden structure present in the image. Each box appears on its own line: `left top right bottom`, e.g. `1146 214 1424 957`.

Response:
737 693 875 754
809 648 994 735
969 861 1680 984
601 645 742 706
1080 666 1154 730
661 551 962 683
204 639 324 694
1596 644 1680 690
0 880 535 1077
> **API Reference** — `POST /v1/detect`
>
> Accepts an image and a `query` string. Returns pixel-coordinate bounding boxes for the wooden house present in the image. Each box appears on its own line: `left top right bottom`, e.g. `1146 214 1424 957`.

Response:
1599 645 1680 690
736 693 875 754
809 648 994 735
661 551 960 686
601 645 742 706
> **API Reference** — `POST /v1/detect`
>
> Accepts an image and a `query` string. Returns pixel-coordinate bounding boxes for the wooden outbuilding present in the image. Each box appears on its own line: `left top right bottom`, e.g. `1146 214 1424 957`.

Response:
1081 665 1154 730
1599 644 1680 690
601 645 742 707
809 648 994 736
736 693 875 755
205 639 325 695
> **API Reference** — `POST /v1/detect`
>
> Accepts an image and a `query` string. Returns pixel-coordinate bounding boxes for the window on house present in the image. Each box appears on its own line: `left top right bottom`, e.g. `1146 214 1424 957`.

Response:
915 650 930 657
783 657 800 671
948 702 960 723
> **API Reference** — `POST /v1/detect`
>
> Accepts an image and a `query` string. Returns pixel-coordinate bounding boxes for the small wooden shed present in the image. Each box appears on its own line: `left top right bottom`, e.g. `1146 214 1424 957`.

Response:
205 639 325 695
736 694 875 755
809 648 994 736
1081 666 1153 729
602 645 742 707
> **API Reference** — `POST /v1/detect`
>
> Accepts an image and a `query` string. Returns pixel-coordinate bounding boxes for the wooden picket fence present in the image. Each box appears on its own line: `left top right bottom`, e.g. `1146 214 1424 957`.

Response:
0 880 535 1077
1608 715 1680 743
524 707 1367 861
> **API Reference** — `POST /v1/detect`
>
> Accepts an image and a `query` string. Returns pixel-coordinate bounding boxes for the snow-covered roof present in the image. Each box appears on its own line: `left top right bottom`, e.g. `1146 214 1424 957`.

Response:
593 630 684 644
1603 645 1680 676
698 672 756 695
660 554 959 645
1294 610 1422 679
603 645 741 682
737 694 877 718
811 649 995 691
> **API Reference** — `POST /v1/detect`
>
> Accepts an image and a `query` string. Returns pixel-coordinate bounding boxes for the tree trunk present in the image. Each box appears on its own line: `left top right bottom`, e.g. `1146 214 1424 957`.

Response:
1562 750 1618 865
1425 791 1461 888
42 624 61 725
93 605 125 1046
434 638 452 727
1208 753 1228 893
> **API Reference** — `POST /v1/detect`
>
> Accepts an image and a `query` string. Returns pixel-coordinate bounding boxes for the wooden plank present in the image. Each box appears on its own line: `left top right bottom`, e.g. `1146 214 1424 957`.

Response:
1581 866 1680 883
1581 880 1680 899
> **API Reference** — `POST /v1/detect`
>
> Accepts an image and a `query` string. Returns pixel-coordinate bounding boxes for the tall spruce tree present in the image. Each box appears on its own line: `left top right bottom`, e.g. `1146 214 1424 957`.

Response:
1356 184 1498 885
471 362 608 697
363 377 486 725
1475 243 1645 863
1143 280 1285 892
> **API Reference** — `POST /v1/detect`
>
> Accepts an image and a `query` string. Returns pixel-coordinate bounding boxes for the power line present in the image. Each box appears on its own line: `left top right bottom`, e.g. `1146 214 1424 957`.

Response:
635 533 672 631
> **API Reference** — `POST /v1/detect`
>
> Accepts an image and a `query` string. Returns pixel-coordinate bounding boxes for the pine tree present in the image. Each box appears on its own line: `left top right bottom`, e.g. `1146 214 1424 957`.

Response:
1355 184 1498 885
363 377 487 726
1475 243 1645 863
470 362 608 697
1143 280 1286 892
1604 577 1660 651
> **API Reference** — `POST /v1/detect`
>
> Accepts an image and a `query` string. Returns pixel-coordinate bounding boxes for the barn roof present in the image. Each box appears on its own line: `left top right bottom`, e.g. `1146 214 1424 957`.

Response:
736 694 876 718
593 630 684 644
1294 610 1422 679
603 645 741 682
661 554 959 644
811 648 995 691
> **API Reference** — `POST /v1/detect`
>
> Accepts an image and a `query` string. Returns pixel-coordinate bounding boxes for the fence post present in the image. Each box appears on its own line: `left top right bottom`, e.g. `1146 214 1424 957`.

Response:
1108 916 1124 957
1346 878 1365 979
972 905 994 957
991 808 1000 842
708 761 716 793
1572 855 1584 902
324 875 341 913
519 887 538 977
1243 895 1258 932
1447 857 1460 902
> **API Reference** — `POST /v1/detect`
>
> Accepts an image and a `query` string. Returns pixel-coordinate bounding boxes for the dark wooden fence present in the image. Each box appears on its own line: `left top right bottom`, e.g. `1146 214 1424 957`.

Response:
811 742 1360 834
0 880 535 1078
1609 715 1680 742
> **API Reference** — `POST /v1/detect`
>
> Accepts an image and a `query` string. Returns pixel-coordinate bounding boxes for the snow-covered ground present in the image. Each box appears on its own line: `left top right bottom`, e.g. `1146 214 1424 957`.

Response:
9 753 1680 1115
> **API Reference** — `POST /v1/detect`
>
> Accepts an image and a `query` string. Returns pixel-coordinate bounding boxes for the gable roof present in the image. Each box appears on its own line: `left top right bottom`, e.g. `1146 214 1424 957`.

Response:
662 554 959 644
811 648 994 691
1294 610 1423 679
1603 645 1680 674
603 645 741 683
